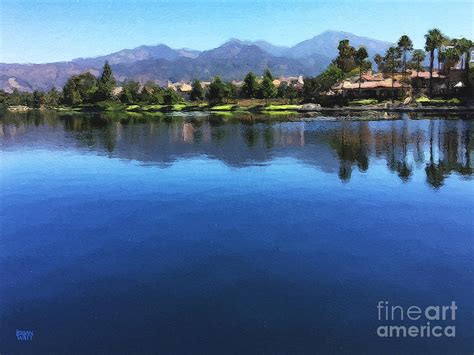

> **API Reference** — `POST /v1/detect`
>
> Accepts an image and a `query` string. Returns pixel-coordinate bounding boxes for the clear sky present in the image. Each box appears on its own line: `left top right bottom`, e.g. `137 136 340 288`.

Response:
0 0 472 63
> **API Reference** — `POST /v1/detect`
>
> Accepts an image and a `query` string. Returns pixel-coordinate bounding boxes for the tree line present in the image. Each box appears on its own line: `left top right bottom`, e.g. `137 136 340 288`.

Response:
0 64 301 109
191 69 300 104
0 27 471 109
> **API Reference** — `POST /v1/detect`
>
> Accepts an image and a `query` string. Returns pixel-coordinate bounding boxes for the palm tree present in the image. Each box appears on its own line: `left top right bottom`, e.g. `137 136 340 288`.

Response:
374 54 384 73
454 38 474 89
438 49 447 73
444 48 461 91
355 46 369 96
411 50 426 78
444 48 461 72
384 46 401 98
411 49 426 91
425 28 445 96
438 37 450 72
397 35 413 86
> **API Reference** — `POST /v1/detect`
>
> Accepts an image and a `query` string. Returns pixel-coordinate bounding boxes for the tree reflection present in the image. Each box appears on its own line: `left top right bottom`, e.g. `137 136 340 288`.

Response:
329 122 370 182
1 111 472 189
242 124 258 149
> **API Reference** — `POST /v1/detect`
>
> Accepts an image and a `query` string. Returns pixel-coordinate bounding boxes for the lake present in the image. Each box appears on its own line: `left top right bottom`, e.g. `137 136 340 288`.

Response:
1 111 473 354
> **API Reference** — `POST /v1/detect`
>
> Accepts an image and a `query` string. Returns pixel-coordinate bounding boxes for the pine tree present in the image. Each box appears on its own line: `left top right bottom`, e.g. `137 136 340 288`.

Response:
190 79 204 101
63 78 82 106
258 69 277 102
206 76 226 104
97 61 116 101
242 72 258 98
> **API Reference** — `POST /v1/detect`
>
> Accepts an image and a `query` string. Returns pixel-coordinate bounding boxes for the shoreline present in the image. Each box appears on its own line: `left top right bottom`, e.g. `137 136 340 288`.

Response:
5 104 474 115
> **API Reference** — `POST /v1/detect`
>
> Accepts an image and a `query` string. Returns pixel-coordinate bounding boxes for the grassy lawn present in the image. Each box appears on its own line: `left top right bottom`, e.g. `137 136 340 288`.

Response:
171 104 187 111
125 105 141 111
141 104 164 111
210 104 237 111
416 97 463 106
97 101 126 111
264 104 302 110
348 99 378 106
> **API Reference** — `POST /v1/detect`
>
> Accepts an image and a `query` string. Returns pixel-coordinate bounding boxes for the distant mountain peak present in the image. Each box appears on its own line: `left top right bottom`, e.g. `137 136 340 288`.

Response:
288 30 391 59
1 30 393 91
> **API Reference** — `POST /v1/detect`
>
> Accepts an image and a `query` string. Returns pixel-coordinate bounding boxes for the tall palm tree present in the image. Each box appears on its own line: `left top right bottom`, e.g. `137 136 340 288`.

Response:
444 48 461 73
355 46 369 96
438 49 447 73
411 49 426 91
374 54 384 73
437 37 449 72
425 28 445 96
454 38 474 89
397 35 413 86
444 48 461 91
411 49 426 78
384 46 401 98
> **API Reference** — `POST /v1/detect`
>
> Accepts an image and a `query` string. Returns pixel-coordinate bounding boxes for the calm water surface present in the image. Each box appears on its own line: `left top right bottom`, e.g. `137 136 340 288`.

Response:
0 112 473 354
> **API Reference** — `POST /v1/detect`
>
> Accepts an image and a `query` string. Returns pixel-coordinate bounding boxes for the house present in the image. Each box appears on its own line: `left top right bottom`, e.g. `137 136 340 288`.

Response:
276 76 304 90
166 81 193 94
410 69 467 94
178 83 192 93
331 76 403 98
410 70 446 92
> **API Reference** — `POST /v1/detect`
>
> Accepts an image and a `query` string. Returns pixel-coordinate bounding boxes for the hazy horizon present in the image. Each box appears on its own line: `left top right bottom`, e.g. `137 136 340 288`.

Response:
1 0 472 64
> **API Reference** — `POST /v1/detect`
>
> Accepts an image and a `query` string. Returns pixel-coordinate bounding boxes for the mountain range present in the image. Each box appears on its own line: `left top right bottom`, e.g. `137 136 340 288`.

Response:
0 31 392 92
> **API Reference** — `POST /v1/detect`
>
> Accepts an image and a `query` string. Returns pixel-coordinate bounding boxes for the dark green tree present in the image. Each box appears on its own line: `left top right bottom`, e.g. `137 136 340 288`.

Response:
150 87 164 104
302 64 343 102
257 69 277 102
32 90 44 108
425 28 445 96
285 84 299 103
62 78 82 106
374 54 385 72
190 79 204 101
278 82 299 103
0 90 9 108
96 61 116 101
242 71 259 98
120 81 141 104
384 46 402 98
206 76 226 104
334 39 356 73
138 81 154 102
444 47 461 75
224 82 237 101
354 46 371 95
397 35 414 83
454 38 473 89
163 88 181 105
140 81 164 104
411 49 426 78
43 88 61 107
74 72 98 103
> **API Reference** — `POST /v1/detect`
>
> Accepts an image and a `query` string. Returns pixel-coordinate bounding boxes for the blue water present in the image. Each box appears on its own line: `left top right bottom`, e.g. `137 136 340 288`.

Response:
0 112 473 354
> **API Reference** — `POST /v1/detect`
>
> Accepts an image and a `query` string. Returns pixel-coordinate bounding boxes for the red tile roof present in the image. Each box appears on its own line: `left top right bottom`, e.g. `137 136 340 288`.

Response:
410 71 446 79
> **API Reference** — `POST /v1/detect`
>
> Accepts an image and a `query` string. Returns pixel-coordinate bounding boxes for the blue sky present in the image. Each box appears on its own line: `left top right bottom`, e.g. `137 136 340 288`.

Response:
0 0 472 63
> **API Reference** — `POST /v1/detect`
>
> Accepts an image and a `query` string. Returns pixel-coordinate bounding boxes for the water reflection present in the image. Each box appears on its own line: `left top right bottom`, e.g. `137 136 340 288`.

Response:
1 111 472 188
